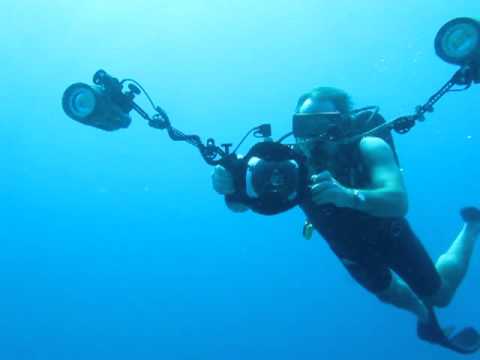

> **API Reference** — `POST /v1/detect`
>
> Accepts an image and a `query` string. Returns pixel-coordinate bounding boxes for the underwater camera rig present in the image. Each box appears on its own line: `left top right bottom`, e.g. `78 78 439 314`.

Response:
62 17 480 216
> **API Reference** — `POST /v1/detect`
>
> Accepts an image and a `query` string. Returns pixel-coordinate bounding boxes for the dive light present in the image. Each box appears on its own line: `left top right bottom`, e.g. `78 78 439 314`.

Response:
62 70 134 131
435 17 480 66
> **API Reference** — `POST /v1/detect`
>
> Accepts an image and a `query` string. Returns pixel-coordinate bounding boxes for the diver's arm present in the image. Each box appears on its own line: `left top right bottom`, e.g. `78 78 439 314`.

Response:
353 136 408 217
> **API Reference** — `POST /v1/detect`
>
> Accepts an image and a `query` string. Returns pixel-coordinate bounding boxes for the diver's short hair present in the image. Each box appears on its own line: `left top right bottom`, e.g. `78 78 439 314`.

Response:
295 87 353 114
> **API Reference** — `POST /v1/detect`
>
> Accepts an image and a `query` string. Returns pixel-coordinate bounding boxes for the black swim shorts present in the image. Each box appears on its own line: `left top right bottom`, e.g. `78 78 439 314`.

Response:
337 218 442 297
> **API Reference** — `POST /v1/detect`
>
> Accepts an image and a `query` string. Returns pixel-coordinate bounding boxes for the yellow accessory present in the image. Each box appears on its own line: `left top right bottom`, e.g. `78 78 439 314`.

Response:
302 220 314 240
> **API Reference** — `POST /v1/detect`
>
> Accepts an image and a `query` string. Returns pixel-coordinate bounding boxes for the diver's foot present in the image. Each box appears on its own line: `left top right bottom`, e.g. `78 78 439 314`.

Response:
461 207 480 234
461 207 480 223
418 307 480 354
417 307 447 345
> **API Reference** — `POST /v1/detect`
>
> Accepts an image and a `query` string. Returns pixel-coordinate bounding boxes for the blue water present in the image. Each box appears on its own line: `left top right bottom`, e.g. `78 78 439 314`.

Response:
2 1 480 359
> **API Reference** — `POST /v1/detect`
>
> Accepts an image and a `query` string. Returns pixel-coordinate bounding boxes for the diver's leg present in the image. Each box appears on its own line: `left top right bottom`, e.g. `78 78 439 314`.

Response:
381 218 441 319
433 208 480 307
338 254 428 321
376 274 429 322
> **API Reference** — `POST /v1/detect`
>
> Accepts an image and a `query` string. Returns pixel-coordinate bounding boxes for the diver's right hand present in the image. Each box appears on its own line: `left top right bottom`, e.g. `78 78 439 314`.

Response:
212 165 235 195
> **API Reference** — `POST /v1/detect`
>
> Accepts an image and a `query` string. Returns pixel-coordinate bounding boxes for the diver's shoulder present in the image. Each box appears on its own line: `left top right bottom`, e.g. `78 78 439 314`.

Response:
359 136 390 150
358 136 395 161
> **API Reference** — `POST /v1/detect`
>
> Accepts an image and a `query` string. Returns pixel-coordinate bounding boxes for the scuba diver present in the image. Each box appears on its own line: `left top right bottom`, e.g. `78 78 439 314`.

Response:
61 17 480 354
211 86 480 349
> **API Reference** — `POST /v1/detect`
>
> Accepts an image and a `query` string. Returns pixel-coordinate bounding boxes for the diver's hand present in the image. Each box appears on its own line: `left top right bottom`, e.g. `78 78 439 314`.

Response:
310 171 354 208
212 165 235 195
212 165 249 213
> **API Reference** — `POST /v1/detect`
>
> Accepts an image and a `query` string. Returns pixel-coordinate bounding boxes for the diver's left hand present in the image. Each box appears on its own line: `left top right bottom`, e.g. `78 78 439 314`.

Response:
310 171 354 208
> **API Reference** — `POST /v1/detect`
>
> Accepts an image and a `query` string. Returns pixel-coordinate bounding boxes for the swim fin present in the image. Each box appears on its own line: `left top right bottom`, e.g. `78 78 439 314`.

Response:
460 207 480 223
417 306 480 354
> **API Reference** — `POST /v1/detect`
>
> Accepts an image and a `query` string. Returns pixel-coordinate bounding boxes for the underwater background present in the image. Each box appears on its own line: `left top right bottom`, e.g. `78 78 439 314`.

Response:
2 1 480 359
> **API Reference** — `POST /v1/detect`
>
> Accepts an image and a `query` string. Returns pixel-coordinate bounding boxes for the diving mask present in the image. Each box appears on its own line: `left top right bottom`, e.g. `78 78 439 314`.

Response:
292 112 346 141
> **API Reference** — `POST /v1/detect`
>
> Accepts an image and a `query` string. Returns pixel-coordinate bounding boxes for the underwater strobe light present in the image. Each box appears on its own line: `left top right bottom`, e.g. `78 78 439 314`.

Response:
62 70 133 131
435 17 480 66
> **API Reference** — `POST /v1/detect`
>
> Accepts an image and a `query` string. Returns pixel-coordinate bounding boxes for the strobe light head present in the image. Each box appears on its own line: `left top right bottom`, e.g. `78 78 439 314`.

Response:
62 82 131 131
435 17 480 66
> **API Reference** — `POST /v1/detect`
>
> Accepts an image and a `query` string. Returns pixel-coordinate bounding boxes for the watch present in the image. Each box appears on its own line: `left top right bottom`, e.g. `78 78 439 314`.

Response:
352 189 366 209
